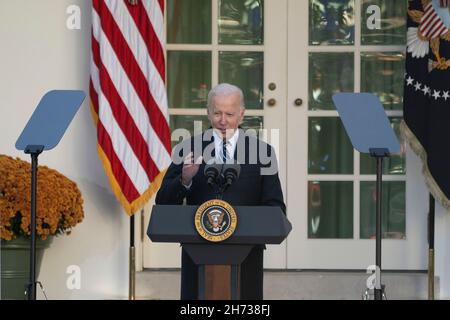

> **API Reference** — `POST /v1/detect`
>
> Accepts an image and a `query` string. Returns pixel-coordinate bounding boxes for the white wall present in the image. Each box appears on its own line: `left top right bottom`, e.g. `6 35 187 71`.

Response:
0 0 129 299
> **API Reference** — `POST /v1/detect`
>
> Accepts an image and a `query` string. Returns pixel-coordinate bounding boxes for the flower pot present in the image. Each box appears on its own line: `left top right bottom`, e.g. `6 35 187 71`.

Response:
1 236 52 300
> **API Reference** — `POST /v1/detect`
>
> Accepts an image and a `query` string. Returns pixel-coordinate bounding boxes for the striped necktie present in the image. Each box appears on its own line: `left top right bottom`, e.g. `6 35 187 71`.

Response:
222 138 228 163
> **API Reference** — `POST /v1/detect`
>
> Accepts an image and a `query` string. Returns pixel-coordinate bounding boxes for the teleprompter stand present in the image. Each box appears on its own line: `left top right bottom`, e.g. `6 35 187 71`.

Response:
333 93 400 300
15 90 85 300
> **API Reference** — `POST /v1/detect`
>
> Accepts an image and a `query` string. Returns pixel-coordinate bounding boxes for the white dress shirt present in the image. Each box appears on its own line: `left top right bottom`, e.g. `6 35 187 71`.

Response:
212 129 239 163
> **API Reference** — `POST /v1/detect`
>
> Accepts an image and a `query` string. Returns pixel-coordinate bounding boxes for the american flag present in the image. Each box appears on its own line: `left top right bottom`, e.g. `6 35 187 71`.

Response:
90 0 172 215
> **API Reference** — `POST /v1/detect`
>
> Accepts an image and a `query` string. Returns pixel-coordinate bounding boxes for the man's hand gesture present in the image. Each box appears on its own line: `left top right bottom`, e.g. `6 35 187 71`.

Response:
181 152 202 186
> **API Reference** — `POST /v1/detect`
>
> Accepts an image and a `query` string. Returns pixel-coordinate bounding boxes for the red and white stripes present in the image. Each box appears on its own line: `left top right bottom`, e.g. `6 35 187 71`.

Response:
419 2 449 39
90 0 171 215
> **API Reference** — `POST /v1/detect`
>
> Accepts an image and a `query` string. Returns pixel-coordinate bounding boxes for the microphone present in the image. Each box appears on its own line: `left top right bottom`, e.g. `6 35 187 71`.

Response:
222 163 241 189
204 164 221 189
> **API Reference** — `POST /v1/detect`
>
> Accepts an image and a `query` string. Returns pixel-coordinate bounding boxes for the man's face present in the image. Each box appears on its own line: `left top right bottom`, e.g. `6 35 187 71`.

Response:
208 92 245 139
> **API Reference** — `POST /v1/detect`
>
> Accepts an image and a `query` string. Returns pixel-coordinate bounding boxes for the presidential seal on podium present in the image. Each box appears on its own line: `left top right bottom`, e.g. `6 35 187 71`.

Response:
194 199 237 242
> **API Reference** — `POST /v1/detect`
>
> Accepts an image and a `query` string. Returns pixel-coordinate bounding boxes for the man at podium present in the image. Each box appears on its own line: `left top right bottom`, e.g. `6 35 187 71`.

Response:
155 83 286 300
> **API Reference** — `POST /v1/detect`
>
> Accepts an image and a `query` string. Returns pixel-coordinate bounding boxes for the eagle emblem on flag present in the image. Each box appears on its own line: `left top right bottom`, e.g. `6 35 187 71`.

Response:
407 0 450 69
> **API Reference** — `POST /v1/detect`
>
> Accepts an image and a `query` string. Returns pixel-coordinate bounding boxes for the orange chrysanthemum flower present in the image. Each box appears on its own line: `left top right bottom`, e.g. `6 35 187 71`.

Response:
0 154 84 241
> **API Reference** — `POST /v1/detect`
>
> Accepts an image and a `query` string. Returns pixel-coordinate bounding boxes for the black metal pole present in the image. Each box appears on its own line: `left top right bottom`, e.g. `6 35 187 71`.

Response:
429 194 435 248
374 156 383 301
28 152 38 300
24 145 43 300
130 215 135 247
129 214 135 300
428 194 435 300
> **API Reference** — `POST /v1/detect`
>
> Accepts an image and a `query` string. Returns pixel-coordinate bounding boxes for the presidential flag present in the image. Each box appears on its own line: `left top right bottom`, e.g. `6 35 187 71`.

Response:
89 0 172 215
403 0 450 210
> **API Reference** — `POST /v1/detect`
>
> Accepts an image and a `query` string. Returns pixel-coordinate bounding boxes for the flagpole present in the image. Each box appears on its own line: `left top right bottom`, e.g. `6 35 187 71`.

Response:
428 194 435 300
129 214 136 300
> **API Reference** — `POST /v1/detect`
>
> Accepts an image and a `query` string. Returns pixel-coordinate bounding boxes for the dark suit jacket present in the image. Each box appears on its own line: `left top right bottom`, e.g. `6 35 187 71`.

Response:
155 129 286 299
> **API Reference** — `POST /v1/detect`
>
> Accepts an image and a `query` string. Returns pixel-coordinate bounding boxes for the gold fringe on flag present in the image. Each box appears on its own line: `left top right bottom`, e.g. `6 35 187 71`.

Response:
90 100 168 215
400 120 450 211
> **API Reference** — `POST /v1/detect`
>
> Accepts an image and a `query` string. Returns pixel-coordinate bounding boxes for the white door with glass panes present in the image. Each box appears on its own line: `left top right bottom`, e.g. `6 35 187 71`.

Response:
143 0 428 270
286 0 427 269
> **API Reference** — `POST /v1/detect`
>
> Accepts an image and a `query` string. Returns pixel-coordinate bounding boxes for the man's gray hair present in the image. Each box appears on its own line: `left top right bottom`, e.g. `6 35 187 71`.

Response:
207 83 245 112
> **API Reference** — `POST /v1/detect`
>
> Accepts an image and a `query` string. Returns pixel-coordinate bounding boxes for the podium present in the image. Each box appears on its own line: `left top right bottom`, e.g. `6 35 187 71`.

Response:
148 205 292 300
